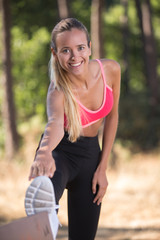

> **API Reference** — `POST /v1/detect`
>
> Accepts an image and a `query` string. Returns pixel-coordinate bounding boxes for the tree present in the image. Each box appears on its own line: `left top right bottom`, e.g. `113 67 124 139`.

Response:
91 0 105 59
135 0 159 113
57 0 70 20
1 0 19 159
121 0 130 95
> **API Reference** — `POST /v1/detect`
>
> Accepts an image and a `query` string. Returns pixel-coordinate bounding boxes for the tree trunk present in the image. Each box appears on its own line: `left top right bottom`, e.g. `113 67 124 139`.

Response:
1 0 19 160
135 0 159 110
57 0 70 20
91 0 104 59
121 0 130 95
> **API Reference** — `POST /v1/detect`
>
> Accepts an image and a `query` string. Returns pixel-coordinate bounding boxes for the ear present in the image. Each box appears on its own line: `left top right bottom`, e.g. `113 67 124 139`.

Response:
51 47 57 59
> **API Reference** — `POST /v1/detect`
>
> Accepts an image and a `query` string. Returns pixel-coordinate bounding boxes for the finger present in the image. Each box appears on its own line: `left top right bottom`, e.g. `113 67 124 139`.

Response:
93 189 100 203
49 166 54 178
28 165 38 180
28 166 34 181
97 197 103 206
92 178 97 194
44 167 51 177
93 193 99 204
49 172 54 178
93 193 104 205
32 165 38 178
97 188 106 205
37 165 44 176
49 160 56 178
93 188 106 204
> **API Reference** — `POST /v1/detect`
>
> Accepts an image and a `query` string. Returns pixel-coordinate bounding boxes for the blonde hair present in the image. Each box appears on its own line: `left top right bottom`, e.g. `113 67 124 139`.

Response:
49 18 90 142
49 55 81 142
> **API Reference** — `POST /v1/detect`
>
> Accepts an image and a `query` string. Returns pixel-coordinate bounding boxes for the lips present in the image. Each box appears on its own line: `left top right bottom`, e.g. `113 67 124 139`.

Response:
69 61 82 67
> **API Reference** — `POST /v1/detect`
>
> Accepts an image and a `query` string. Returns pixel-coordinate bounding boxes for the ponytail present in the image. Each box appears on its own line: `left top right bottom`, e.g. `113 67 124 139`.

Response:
49 55 82 142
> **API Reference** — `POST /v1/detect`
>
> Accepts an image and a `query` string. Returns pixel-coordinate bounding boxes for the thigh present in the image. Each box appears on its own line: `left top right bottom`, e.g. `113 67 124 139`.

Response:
35 133 70 204
51 150 70 204
68 152 101 240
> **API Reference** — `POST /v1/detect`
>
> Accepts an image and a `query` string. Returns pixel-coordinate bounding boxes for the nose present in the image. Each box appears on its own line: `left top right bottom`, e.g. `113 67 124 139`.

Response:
71 50 77 60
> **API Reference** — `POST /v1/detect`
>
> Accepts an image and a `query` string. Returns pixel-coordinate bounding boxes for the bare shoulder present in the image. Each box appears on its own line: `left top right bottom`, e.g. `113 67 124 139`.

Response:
47 81 65 121
101 59 121 88
47 81 64 104
89 59 121 89
89 59 120 76
101 59 121 75
46 82 65 121
89 59 100 76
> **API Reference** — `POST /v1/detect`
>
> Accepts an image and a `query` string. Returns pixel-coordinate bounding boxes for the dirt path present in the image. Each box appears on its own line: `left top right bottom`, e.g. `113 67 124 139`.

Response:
56 152 160 239
57 226 160 240
0 146 160 239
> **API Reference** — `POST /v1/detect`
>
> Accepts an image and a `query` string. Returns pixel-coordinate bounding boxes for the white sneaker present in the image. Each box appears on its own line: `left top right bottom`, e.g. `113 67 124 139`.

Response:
25 176 60 239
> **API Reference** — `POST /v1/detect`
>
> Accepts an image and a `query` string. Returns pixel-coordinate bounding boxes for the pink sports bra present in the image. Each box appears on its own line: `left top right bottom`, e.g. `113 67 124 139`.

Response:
64 59 113 128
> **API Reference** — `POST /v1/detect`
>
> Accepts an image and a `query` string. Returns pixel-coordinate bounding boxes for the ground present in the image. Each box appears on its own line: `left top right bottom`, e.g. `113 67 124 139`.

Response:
0 135 160 240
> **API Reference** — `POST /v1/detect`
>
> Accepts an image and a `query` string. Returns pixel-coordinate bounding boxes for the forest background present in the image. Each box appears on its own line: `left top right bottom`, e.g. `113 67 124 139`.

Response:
1 0 160 160
0 0 160 239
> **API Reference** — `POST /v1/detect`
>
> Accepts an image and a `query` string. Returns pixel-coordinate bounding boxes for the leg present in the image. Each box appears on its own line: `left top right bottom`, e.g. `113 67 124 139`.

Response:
33 133 44 161
25 145 70 239
51 150 70 204
33 134 70 205
68 163 101 240
25 176 60 239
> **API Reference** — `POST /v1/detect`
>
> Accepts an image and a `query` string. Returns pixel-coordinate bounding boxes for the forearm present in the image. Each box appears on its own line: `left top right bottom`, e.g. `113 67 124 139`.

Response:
38 120 64 153
98 113 119 171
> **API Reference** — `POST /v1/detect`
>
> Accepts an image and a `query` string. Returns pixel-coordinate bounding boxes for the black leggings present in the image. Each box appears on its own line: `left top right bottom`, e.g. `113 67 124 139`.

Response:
37 132 101 240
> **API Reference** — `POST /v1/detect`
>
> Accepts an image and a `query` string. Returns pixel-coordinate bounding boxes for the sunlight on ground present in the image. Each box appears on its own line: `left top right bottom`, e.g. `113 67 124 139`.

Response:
0 129 160 239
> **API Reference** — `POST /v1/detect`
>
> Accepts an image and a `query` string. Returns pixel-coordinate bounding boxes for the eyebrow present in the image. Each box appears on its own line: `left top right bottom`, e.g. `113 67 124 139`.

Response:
61 44 86 50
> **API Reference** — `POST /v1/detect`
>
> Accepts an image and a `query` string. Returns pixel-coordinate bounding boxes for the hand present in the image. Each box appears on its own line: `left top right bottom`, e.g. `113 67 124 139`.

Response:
92 168 108 205
28 150 56 180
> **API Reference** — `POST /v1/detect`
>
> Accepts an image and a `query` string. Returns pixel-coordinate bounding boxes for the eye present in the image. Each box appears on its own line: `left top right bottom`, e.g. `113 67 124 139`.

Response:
62 48 70 53
78 46 85 51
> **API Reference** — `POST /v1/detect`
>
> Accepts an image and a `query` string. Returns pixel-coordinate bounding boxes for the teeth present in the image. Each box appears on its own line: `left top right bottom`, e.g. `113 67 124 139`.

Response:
70 62 81 67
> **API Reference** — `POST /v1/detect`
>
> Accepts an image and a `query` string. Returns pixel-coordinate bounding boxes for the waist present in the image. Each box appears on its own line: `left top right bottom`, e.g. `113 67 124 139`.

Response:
55 132 100 154
64 131 99 143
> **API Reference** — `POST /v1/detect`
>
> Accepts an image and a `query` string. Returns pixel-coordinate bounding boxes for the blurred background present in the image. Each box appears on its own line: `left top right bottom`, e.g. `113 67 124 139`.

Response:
0 0 160 239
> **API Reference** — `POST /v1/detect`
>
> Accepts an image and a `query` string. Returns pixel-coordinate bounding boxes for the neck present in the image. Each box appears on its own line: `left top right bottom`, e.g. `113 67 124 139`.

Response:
68 71 90 90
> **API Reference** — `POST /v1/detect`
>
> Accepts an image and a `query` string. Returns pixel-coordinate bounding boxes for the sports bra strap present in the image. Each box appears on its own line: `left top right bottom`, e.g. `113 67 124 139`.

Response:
96 59 113 92
96 59 106 86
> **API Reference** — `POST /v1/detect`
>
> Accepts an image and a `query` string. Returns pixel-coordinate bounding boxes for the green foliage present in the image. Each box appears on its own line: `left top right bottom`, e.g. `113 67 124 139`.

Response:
0 14 4 152
104 4 124 60
11 0 58 35
103 1 146 93
1 0 160 151
118 93 160 150
71 0 91 32
12 27 50 121
103 1 160 149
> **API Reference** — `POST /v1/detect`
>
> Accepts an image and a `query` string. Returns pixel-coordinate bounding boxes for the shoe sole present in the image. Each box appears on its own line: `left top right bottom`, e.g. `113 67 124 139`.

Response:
25 176 56 216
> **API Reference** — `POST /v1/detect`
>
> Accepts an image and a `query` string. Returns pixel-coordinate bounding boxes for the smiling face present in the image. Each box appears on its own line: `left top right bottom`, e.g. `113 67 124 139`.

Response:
53 28 91 77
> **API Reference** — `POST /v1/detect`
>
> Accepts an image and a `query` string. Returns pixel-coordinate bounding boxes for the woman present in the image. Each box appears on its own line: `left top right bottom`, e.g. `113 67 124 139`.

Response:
25 18 121 240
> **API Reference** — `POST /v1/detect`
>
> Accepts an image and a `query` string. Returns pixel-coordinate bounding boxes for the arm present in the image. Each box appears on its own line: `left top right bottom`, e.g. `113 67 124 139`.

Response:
92 60 121 205
29 81 65 180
